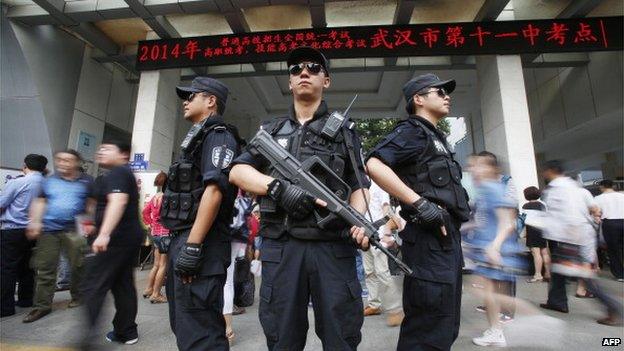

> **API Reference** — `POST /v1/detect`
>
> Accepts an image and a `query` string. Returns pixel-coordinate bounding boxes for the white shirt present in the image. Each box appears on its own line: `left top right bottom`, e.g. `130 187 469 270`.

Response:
595 191 624 219
500 175 518 208
542 176 597 244
368 181 390 223
368 181 394 247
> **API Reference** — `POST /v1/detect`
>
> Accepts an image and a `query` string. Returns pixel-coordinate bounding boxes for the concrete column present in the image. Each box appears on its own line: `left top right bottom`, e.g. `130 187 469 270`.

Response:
130 67 180 172
476 54 539 205
535 152 546 188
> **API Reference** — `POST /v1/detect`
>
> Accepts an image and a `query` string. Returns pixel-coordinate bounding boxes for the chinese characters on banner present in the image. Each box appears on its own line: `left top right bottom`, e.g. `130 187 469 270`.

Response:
136 16 622 71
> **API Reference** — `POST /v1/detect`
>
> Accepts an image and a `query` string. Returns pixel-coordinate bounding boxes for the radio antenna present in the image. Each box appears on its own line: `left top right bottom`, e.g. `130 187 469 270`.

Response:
342 94 358 116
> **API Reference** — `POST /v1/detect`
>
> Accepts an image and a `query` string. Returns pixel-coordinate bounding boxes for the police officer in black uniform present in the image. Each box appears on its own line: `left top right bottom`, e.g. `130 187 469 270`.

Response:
229 47 370 350
161 77 243 351
360 74 471 351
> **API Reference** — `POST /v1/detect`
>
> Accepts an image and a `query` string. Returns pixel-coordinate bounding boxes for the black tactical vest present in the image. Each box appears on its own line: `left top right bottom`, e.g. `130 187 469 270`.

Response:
160 118 241 232
258 104 353 240
396 118 470 222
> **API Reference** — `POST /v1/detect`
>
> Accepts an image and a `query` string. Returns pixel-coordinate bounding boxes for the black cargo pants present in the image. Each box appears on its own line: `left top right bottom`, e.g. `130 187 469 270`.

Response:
397 216 463 351
259 235 364 351
166 231 230 351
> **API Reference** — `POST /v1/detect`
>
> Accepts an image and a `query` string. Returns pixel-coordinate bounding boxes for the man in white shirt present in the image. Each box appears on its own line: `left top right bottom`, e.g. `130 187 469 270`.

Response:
539 161 621 326
594 179 624 281
362 181 404 326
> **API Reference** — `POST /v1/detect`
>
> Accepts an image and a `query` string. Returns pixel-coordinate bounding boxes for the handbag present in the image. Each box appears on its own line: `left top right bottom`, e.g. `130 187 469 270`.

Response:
233 256 255 307
152 235 171 254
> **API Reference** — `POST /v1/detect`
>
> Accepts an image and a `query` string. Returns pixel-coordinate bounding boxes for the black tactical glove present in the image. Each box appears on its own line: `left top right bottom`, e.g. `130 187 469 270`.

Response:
267 179 316 220
175 242 203 277
401 198 445 227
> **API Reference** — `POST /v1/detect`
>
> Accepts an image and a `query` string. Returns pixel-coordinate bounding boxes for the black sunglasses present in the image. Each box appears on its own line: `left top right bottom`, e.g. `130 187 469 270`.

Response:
418 87 449 98
186 92 208 102
186 92 197 102
288 62 323 76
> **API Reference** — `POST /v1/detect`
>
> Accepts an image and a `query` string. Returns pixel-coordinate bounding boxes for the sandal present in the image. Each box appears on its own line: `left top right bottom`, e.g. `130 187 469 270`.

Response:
226 330 235 346
526 277 543 283
575 292 595 298
149 295 168 304
142 289 153 299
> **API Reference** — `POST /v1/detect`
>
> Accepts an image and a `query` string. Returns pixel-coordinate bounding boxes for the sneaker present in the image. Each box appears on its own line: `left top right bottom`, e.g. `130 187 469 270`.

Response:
475 305 487 313
472 328 507 347
106 331 138 345
68 299 82 308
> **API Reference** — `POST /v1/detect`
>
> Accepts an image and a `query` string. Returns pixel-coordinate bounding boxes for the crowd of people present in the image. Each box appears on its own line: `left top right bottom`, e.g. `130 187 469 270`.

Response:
1 45 622 351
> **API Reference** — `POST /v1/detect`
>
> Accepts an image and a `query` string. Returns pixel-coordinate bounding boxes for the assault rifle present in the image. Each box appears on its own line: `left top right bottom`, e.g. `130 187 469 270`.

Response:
247 129 413 275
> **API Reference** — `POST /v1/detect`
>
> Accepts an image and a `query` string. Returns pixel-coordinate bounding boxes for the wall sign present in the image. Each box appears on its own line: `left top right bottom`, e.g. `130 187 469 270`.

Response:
136 16 623 71
77 131 97 161
130 153 149 172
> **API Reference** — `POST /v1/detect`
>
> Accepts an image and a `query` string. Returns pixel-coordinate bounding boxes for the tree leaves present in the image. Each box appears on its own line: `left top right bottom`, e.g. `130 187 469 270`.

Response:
355 117 450 152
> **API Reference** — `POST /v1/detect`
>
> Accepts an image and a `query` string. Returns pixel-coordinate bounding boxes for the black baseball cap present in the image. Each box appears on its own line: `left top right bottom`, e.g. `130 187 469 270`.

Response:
176 76 229 104
403 73 456 113
287 46 329 76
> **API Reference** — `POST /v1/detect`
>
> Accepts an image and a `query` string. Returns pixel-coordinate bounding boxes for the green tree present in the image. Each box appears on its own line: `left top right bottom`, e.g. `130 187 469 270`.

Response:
355 118 398 152
355 117 450 152
437 118 450 135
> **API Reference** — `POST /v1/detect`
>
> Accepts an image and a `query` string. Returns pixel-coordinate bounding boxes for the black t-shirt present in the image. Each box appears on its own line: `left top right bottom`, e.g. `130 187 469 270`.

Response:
366 116 429 167
93 165 143 247
522 200 545 237
521 200 545 211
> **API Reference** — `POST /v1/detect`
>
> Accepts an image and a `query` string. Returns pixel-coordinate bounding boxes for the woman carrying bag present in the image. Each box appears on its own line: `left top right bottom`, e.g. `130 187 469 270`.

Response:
141 172 170 304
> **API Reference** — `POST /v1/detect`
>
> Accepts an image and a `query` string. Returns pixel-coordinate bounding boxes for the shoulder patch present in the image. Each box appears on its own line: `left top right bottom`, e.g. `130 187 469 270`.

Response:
212 146 234 169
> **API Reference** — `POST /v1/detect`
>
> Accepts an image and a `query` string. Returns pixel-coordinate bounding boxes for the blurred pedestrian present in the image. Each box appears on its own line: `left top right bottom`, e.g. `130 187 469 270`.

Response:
594 179 624 281
362 181 404 326
476 151 518 321
469 154 523 347
0 154 47 317
522 186 551 283
23 150 93 323
56 253 71 291
81 140 143 347
141 171 170 303
249 204 261 259
55 167 94 292
224 190 253 344
538 160 622 326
